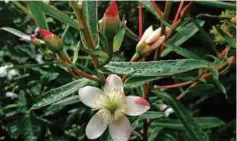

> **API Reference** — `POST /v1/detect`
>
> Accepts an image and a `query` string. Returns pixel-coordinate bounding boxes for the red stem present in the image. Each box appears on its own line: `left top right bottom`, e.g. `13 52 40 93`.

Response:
138 4 143 39
173 0 184 23
151 1 163 17
154 56 236 90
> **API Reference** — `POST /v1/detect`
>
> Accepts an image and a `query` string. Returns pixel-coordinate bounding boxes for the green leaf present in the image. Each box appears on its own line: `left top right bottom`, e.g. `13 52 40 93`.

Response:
81 46 109 59
166 43 207 61
191 18 217 54
28 2 48 30
161 20 205 57
113 25 126 52
100 59 209 77
124 76 163 89
83 1 98 42
139 1 172 28
215 26 236 48
31 78 96 110
210 69 227 98
153 117 225 130
139 111 164 119
21 113 37 141
18 92 38 141
26 1 80 30
73 42 81 64
153 90 210 141
195 1 236 10
1 27 31 41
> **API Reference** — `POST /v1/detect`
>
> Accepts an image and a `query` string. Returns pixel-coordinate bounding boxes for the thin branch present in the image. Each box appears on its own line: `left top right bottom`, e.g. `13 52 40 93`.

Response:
138 4 143 39
151 1 163 17
173 0 184 23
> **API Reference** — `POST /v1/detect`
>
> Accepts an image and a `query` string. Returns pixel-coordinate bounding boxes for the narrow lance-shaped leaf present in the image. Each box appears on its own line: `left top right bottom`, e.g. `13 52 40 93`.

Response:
161 20 205 57
31 78 97 110
195 1 236 10
28 2 48 30
25 1 80 30
166 43 207 61
83 1 98 42
215 26 236 48
139 111 164 120
100 59 209 77
124 76 163 89
1 27 31 41
210 69 227 98
113 24 126 52
191 18 218 54
153 90 210 141
18 92 37 141
153 117 225 130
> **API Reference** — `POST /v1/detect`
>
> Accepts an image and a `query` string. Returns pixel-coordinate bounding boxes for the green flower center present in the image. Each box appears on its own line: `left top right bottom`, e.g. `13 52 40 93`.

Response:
95 89 127 124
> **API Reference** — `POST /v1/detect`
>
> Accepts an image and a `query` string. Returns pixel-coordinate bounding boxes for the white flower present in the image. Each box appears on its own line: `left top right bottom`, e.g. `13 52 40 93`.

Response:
0 65 20 80
35 54 44 64
78 74 150 141
159 104 174 117
7 69 20 80
0 65 9 77
5 92 18 99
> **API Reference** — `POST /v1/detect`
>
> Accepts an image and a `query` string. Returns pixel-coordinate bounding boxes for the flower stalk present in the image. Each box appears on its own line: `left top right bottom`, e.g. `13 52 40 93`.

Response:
154 1 173 60
71 1 104 81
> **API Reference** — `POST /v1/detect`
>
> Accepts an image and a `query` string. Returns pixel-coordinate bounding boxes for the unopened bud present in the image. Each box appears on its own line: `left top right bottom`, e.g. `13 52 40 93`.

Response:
100 1 120 38
39 28 63 52
133 26 166 59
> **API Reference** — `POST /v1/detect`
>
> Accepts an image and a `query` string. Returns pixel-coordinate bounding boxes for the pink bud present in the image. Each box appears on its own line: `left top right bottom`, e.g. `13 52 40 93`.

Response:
100 1 120 39
39 28 53 39
104 1 119 18
38 28 63 52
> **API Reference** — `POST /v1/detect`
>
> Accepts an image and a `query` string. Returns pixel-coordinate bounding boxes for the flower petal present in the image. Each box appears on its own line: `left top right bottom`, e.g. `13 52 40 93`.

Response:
78 86 104 108
164 107 174 117
145 27 161 44
125 96 150 116
140 26 153 43
150 35 165 51
104 74 123 92
86 113 107 139
109 116 131 141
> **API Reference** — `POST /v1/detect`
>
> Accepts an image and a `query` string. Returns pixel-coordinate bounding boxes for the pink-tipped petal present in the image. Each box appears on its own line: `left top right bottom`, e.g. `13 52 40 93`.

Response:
150 35 165 51
109 116 131 141
86 113 107 139
145 27 161 44
126 96 150 116
104 74 123 93
78 86 104 108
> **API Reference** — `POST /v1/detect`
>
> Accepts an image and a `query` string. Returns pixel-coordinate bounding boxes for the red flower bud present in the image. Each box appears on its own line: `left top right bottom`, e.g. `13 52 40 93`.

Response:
39 28 53 39
104 1 119 18
100 1 120 39
39 28 63 52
